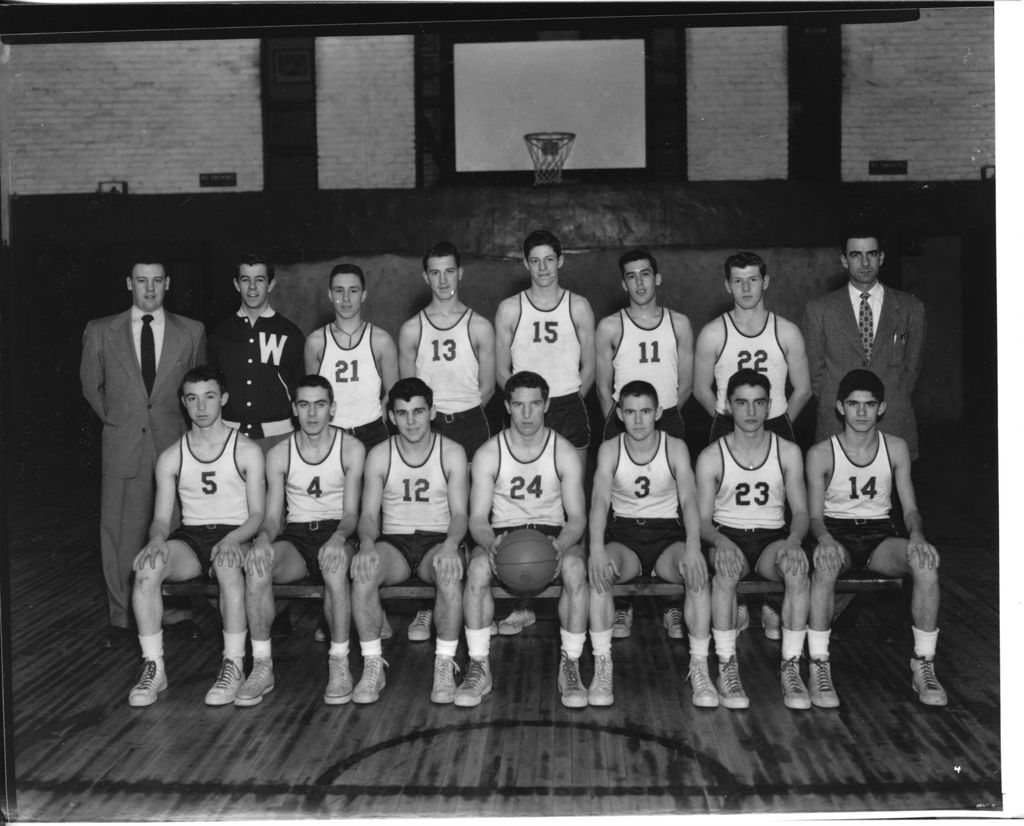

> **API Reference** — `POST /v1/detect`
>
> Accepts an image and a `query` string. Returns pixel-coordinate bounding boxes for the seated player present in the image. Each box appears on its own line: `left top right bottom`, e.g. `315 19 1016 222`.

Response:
128 365 265 707
695 368 811 710
234 375 365 707
351 377 469 704
805 369 946 707
588 381 713 707
456 371 589 709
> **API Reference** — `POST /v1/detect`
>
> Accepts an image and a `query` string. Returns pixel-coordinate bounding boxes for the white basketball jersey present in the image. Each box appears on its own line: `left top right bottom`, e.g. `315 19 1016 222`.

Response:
612 309 679 408
381 434 450 534
713 433 786 530
824 433 893 520
610 432 679 520
414 308 480 414
510 291 581 396
713 312 788 418
318 323 383 428
179 429 248 526
491 429 565 529
285 429 346 523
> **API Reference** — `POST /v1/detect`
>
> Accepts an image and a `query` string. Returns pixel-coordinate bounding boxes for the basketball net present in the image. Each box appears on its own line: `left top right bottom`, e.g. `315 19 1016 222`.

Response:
524 132 576 186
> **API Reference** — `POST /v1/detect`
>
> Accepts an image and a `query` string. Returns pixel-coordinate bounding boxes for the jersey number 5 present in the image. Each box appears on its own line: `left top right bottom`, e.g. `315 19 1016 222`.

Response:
510 475 543 499
201 471 217 495
335 359 360 383
734 481 769 506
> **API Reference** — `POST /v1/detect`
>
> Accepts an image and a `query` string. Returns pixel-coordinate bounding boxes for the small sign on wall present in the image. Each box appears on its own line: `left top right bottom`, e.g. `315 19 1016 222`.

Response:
868 160 908 175
200 172 237 187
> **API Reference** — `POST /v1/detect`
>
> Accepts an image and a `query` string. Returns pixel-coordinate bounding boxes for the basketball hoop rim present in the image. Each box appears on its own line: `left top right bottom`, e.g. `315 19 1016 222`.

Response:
524 132 576 143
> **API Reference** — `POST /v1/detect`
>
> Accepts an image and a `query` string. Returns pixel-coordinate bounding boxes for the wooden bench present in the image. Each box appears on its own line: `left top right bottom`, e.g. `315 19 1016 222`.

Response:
163 576 901 620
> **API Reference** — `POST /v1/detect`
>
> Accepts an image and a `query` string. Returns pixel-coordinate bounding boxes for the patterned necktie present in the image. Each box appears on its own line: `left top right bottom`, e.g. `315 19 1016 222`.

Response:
858 292 873 366
141 314 156 396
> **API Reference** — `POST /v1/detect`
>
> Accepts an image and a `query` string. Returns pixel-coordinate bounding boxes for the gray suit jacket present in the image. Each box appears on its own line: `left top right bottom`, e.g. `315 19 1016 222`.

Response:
80 309 206 478
803 285 926 459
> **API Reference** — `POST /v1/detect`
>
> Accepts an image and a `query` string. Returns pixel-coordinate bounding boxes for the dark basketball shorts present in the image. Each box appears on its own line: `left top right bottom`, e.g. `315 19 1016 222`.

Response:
168 523 240 575
709 412 794 443
277 519 344 581
544 392 591 449
601 405 685 441
822 516 900 573
604 515 685 575
344 417 390 451
432 405 491 460
705 524 791 578
379 530 450 574
494 523 565 583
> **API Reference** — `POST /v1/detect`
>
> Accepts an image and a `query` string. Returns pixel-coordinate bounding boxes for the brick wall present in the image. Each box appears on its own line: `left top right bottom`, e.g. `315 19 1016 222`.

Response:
1 40 263 195
315 36 416 189
686 27 789 181
842 7 994 181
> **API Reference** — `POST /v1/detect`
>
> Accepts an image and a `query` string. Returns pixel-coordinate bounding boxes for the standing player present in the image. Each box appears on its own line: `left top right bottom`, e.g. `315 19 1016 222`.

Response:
695 369 812 710
693 251 811 640
803 226 926 460
493 229 595 636
127 366 265 707
351 378 469 705
587 381 713 707
234 375 365 707
594 248 695 640
208 253 304 450
455 371 589 709
305 263 398 451
805 369 945 707
80 257 205 649
398 241 496 642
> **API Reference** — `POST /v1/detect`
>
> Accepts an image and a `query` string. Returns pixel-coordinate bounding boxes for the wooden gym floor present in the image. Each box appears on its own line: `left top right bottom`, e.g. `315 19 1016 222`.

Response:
4 424 1001 820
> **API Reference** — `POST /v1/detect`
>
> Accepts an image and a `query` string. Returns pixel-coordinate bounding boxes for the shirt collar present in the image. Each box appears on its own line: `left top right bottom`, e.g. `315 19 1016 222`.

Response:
236 306 276 323
848 281 884 302
131 306 166 323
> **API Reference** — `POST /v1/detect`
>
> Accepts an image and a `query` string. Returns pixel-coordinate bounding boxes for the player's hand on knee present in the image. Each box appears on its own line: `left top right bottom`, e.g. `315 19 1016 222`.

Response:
351 543 380 583
712 539 743 578
245 541 274 578
679 549 708 592
133 539 169 572
813 536 845 575
907 536 939 569
433 546 463 586
318 537 350 576
777 542 808 578
587 547 616 593
212 540 244 568
550 537 569 583
487 535 502 577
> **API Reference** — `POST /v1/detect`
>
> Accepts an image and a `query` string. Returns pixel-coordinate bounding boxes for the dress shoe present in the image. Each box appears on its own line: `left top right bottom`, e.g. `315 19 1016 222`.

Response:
99 626 134 650
163 619 203 641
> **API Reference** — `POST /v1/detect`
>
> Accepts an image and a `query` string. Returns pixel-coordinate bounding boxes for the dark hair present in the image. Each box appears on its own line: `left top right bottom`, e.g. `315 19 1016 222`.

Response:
293 374 334 405
618 249 658 278
836 369 885 404
328 263 365 290
726 368 770 401
841 223 885 253
523 229 562 259
180 364 228 397
618 380 658 408
422 241 461 271
723 251 766 279
129 256 167 273
237 253 275 282
504 370 550 402
388 376 433 411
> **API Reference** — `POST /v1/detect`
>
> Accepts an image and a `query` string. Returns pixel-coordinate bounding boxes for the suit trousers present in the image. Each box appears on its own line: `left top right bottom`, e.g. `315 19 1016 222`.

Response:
99 438 157 628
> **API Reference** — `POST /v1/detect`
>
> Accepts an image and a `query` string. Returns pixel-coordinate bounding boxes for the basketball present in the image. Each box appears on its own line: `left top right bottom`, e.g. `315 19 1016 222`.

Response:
494 529 559 597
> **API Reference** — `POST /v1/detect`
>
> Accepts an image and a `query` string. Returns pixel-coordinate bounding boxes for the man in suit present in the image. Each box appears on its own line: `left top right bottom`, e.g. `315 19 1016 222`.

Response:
80 258 206 649
802 226 926 460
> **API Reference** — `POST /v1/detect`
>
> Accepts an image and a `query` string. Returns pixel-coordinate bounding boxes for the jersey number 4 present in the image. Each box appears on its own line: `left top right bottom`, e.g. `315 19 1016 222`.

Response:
306 476 323 498
335 359 360 383
737 350 768 374
431 339 456 362
510 475 543 499
848 476 878 500
402 478 430 503
734 481 769 506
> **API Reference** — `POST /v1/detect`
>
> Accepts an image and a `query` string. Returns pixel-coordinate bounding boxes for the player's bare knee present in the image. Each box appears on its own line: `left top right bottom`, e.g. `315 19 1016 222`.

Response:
560 554 587 589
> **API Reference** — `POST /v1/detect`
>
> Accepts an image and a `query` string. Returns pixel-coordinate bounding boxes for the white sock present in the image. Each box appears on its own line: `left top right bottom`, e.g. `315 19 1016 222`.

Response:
560 629 586 660
139 631 163 663
465 627 491 660
781 627 807 661
912 626 939 659
688 634 710 659
223 630 247 663
589 628 613 658
713 627 737 660
360 638 382 659
329 640 349 659
435 637 458 659
807 628 831 660
251 638 272 661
